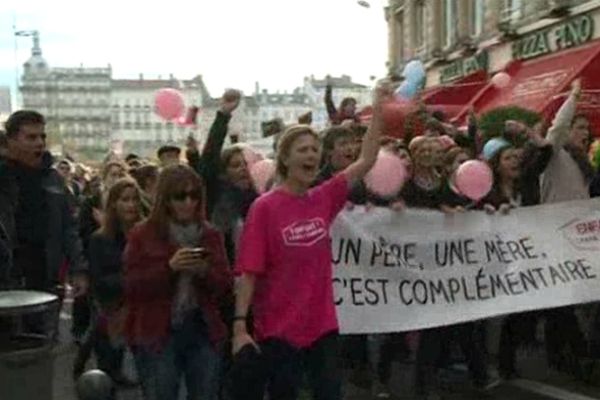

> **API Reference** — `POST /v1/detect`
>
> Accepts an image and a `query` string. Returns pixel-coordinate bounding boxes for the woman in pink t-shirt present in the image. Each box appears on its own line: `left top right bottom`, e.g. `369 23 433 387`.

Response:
230 86 388 400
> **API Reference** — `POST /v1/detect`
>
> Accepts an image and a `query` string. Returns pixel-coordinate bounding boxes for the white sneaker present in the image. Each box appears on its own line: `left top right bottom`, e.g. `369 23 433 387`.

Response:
372 381 391 399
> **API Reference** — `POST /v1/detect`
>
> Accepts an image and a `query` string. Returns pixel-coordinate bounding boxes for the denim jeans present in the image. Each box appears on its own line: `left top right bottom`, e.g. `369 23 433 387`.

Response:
228 332 342 400
132 311 221 400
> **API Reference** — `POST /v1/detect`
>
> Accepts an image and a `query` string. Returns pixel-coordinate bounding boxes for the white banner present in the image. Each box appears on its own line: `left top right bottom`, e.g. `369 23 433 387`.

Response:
332 199 600 334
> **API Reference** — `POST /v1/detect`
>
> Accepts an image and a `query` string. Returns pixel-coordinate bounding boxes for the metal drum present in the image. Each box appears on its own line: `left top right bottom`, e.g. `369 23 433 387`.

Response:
0 290 60 400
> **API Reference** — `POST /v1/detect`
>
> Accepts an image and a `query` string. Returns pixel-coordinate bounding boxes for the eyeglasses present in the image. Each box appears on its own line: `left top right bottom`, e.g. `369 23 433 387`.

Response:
171 190 201 202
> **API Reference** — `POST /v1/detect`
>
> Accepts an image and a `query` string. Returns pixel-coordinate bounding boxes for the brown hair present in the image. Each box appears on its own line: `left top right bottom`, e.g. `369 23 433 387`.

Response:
276 124 320 179
220 145 245 175
101 161 127 182
99 178 141 239
131 164 159 192
5 110 45 137
571 114 589 128
444 146 467 166
320 126 354 165
147 165 206 238
340 97 357 112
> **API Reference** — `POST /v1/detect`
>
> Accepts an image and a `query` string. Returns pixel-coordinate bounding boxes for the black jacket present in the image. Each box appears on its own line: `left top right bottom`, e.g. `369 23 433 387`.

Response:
78 192 102 254
88 230 126 308
315 163 369 205
485 142 553 208
187 111 259 264
0 153 87 288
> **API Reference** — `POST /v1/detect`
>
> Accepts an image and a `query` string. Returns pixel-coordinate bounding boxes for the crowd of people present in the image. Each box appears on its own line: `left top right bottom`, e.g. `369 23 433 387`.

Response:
0 78 599 400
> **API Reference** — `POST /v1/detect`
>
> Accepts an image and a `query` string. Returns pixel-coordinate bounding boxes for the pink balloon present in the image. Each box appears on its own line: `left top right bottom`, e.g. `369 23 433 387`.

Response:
491 72 511 89
250 159 276 194
455 160 493 201
364 150 408 197
241 146 264 167
154 88 185 121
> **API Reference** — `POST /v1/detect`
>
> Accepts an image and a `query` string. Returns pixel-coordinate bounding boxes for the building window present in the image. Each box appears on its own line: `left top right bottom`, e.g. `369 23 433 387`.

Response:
413 1 425 50
443 0 458 48
501 0 521 22
470 0 484 37
394 9 405 67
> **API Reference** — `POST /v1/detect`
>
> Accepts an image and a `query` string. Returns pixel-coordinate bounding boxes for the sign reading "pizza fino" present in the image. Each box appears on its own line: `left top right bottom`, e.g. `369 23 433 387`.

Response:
512 13 594 61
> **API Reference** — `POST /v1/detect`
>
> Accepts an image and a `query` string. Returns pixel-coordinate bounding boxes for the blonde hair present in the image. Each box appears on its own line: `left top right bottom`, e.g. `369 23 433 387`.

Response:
276 124 320 179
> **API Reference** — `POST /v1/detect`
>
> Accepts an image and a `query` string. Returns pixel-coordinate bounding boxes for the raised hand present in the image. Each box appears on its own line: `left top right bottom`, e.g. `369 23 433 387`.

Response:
221 89 242 115
186 135 198 153
572 78 581 94
527 121 549 147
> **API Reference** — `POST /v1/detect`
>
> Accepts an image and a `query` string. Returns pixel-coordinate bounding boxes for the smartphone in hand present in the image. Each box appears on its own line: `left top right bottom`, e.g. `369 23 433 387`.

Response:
190 247 210 259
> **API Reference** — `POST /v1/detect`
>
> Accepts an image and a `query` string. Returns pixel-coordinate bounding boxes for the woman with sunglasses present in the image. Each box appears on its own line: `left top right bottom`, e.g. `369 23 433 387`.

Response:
124 165 232 400
229 85 388 400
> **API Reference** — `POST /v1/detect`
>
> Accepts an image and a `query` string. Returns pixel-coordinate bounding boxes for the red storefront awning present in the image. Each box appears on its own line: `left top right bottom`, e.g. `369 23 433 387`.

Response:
421 70 489 119
453 39 600 130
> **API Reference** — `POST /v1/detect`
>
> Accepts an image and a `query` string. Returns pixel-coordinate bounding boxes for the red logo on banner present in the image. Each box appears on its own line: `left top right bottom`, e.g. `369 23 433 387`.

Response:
560 217 600 251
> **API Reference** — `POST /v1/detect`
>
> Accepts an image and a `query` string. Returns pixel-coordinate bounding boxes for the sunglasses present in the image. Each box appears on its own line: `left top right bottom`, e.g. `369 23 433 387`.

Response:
171 189 202 202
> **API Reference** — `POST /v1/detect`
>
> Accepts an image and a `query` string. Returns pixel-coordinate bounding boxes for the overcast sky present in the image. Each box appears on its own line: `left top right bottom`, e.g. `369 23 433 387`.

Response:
0 0 387 105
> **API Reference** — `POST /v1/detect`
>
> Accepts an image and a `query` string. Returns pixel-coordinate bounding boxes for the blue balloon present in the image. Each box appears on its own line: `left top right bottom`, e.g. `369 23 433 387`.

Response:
395 80 419 99
403 60 425 86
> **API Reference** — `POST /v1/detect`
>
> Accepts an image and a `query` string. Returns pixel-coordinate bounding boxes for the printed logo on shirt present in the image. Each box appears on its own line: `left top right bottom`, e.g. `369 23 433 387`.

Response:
282 218 327 247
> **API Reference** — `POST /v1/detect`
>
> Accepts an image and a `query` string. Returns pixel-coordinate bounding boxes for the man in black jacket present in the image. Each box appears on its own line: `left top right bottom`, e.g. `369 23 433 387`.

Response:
0 110 88 300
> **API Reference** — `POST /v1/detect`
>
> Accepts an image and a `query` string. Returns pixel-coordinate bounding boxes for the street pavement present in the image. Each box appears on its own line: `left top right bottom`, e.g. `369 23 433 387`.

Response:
46 298 600 400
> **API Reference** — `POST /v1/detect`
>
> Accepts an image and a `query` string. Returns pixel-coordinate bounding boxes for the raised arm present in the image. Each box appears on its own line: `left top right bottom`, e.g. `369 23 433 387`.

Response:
325 77 337 122
467 107 480 156
201 91 241 173
341 84 390 185
546 79 581 150
186 90 240 215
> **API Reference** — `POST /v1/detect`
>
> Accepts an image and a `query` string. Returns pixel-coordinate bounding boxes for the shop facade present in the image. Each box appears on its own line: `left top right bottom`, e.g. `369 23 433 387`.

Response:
387 0 600 129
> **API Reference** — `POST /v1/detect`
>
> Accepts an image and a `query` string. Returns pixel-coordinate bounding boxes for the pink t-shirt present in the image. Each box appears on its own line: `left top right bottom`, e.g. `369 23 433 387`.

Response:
236 174 349 348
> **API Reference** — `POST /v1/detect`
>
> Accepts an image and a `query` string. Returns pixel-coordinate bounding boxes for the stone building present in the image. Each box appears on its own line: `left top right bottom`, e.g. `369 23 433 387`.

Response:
303 75 372 130
0 86 11 126
387 0 591 79
111 75 210 157
17 31 373 159
19 31 112 158
386 0 600 126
